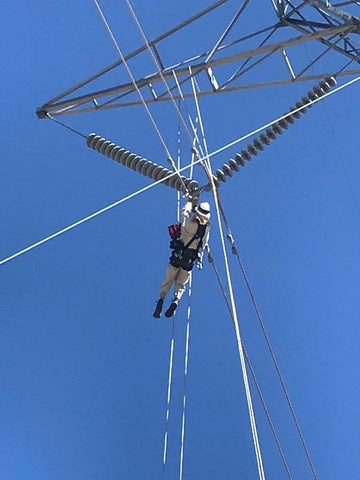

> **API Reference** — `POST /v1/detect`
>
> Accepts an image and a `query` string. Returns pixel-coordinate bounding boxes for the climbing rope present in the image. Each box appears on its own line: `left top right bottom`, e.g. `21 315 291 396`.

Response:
179 274 193 480
162 317 176 480
161 103 197 480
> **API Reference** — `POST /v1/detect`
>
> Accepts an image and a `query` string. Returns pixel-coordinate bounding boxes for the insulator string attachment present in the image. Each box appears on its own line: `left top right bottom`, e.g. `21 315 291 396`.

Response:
210 76 337 187
86 133 200 194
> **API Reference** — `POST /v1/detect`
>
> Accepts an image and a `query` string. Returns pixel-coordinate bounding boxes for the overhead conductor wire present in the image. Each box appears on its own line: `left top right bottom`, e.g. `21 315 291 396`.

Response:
162 314 176 480
2 74 359 266
179 273 193 480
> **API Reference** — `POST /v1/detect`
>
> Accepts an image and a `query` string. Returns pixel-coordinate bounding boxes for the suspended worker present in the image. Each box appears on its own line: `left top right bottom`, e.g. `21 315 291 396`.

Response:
153 196 211 318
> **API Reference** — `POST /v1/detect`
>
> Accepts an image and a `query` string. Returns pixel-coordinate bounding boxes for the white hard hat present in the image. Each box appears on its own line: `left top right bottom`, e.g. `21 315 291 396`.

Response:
195 202 210 220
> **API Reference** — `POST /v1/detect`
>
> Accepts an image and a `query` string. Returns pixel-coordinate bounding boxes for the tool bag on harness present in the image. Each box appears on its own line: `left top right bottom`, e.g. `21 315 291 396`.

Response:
169 223 206 271
168 223 181 239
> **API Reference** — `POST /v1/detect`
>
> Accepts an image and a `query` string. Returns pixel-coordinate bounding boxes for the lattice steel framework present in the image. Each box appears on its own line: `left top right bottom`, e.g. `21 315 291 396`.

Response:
37 0 360 118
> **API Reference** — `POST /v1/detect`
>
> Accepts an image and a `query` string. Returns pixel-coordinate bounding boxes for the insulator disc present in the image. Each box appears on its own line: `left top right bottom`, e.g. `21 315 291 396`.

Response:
141 161 153 176
279 118 289 129
248 144 258 156
154 165 166 179
319 80 331 92
285 114 295 124
253 138 265 150
114 148 126 163
135 158 147 173
161 171 172 186
307 90 318 101
222 163 233 176
235 153 246 166
118 151 130 165
157 168 170 180
107 145 120 158
325 76 336 87
259 133 271 145
86 133 96 147
216 169 227 183
99 140 112 155
290 106 302 119
125 153 137 168
273 124 283 135
266 128 277 139
91 136 105 150
302 96 312 108
313 86 323 97
241 149 252 161
228 158 239 171
146 163 158 176
295 101 307 113
129 155 142 170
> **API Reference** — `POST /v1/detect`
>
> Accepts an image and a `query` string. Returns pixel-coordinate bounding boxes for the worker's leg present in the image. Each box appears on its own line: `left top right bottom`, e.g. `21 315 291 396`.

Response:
154 264 179 318
174 268 190 301
159 264 179 299
165 269 190 317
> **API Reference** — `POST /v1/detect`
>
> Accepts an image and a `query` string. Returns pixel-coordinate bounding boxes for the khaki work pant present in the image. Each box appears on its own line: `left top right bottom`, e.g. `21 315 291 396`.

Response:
159 264 190 301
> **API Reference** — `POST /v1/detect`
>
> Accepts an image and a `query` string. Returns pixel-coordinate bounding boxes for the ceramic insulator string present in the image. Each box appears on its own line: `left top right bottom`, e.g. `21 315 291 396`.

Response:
210 76 337 187
86 133 200 194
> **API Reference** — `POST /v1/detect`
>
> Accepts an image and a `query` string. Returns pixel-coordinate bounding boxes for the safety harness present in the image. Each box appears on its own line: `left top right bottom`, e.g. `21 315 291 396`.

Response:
169 221 207 271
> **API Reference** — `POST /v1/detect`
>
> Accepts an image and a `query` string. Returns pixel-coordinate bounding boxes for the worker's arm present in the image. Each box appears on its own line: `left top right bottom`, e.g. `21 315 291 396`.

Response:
202 225 210 250
182 201 193 221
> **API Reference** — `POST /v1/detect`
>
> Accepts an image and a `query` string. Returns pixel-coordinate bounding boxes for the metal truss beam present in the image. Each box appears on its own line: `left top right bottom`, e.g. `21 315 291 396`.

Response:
39 69 360 115
37 24 355 117
36 1 360 118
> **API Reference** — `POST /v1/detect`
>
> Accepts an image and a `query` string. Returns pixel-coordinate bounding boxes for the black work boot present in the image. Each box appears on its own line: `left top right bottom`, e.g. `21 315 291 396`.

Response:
153 299 163 318
165 300 178 318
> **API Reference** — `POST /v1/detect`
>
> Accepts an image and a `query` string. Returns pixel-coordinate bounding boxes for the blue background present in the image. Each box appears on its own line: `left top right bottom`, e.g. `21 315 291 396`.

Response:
1 1 359 479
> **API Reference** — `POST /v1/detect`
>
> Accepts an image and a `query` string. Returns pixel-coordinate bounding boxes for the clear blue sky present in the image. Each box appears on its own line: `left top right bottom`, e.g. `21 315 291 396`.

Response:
1 1 359 479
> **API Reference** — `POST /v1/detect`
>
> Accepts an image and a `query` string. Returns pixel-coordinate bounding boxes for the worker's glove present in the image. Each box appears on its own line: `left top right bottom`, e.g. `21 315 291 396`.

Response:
195 251 204 269
195 259 203 270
